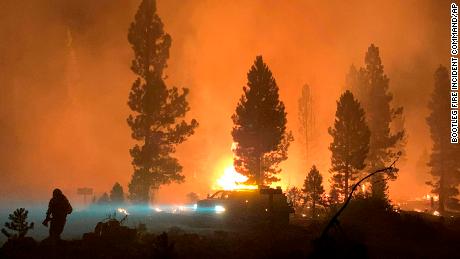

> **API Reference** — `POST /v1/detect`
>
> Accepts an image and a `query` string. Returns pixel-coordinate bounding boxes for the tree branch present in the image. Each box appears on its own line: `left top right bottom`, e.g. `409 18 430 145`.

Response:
320 156 400 239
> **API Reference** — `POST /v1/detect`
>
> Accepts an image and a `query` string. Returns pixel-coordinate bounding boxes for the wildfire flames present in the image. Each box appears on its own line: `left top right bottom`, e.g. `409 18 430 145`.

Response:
424 194 439 201
215 165 258 191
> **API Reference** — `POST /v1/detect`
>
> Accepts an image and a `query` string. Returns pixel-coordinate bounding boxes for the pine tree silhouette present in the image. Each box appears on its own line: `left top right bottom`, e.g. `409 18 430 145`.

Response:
329 90 370 199
232 56 292 185
126 0 198 203
426 65 460 212
347 44 405 200
110 182 125 204
302 165 325 218
1 208 34 239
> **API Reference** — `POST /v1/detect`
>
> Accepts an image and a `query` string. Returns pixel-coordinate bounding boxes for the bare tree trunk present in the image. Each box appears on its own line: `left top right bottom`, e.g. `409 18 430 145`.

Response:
256 154 263 186
312 199 316 219
305 120 309 168
438 140 445 214
439 171 445 213
344 165 349 199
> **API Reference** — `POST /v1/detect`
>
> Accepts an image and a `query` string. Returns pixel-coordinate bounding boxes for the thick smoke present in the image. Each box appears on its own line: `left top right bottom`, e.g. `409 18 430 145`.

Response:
0 0 452 204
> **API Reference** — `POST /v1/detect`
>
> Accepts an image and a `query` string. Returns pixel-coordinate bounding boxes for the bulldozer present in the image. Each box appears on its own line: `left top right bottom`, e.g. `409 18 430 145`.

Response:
196 186 294 225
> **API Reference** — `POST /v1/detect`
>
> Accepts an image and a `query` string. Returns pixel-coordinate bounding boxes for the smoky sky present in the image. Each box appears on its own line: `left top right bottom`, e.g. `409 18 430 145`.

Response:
0 0 453 204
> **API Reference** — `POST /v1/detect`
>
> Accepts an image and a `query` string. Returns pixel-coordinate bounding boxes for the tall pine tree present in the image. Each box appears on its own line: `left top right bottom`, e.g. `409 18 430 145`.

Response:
232 56 292 185
348 44 405 200
329 90 370 199
426 65 460 213
345 64 368 107
298 84 316 168
127 0 198 203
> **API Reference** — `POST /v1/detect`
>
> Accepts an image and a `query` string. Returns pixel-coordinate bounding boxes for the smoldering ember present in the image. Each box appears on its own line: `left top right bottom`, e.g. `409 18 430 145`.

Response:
1 1 459 258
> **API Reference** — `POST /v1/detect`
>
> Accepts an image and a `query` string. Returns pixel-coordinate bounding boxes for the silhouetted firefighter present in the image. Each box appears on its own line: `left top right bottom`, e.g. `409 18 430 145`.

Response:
42 189 72 240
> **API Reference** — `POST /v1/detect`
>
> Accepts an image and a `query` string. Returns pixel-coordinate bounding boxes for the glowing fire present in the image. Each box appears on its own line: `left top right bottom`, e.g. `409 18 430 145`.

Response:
425 194 439 201
215 165 258 190
361 183 367 193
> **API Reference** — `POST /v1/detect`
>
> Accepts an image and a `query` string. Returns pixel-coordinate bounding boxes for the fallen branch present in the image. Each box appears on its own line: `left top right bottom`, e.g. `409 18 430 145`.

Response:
320 157 400 239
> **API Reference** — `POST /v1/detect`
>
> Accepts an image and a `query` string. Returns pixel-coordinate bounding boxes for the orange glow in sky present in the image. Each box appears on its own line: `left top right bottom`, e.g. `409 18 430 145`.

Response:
0 0 450 205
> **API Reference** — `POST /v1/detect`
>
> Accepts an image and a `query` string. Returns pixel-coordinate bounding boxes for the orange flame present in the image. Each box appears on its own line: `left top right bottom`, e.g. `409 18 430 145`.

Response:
215 165 258 190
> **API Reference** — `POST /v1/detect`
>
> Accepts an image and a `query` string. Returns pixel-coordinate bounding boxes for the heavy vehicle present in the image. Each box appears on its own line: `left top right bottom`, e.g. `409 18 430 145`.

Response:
196 187 295 225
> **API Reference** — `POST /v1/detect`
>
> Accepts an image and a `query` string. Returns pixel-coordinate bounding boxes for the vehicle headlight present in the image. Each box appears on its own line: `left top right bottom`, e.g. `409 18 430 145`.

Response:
215 205 226 213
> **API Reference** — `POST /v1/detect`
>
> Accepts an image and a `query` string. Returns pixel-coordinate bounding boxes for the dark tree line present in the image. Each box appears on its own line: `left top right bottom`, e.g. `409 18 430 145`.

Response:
118 1 442 214
96 182 126 205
